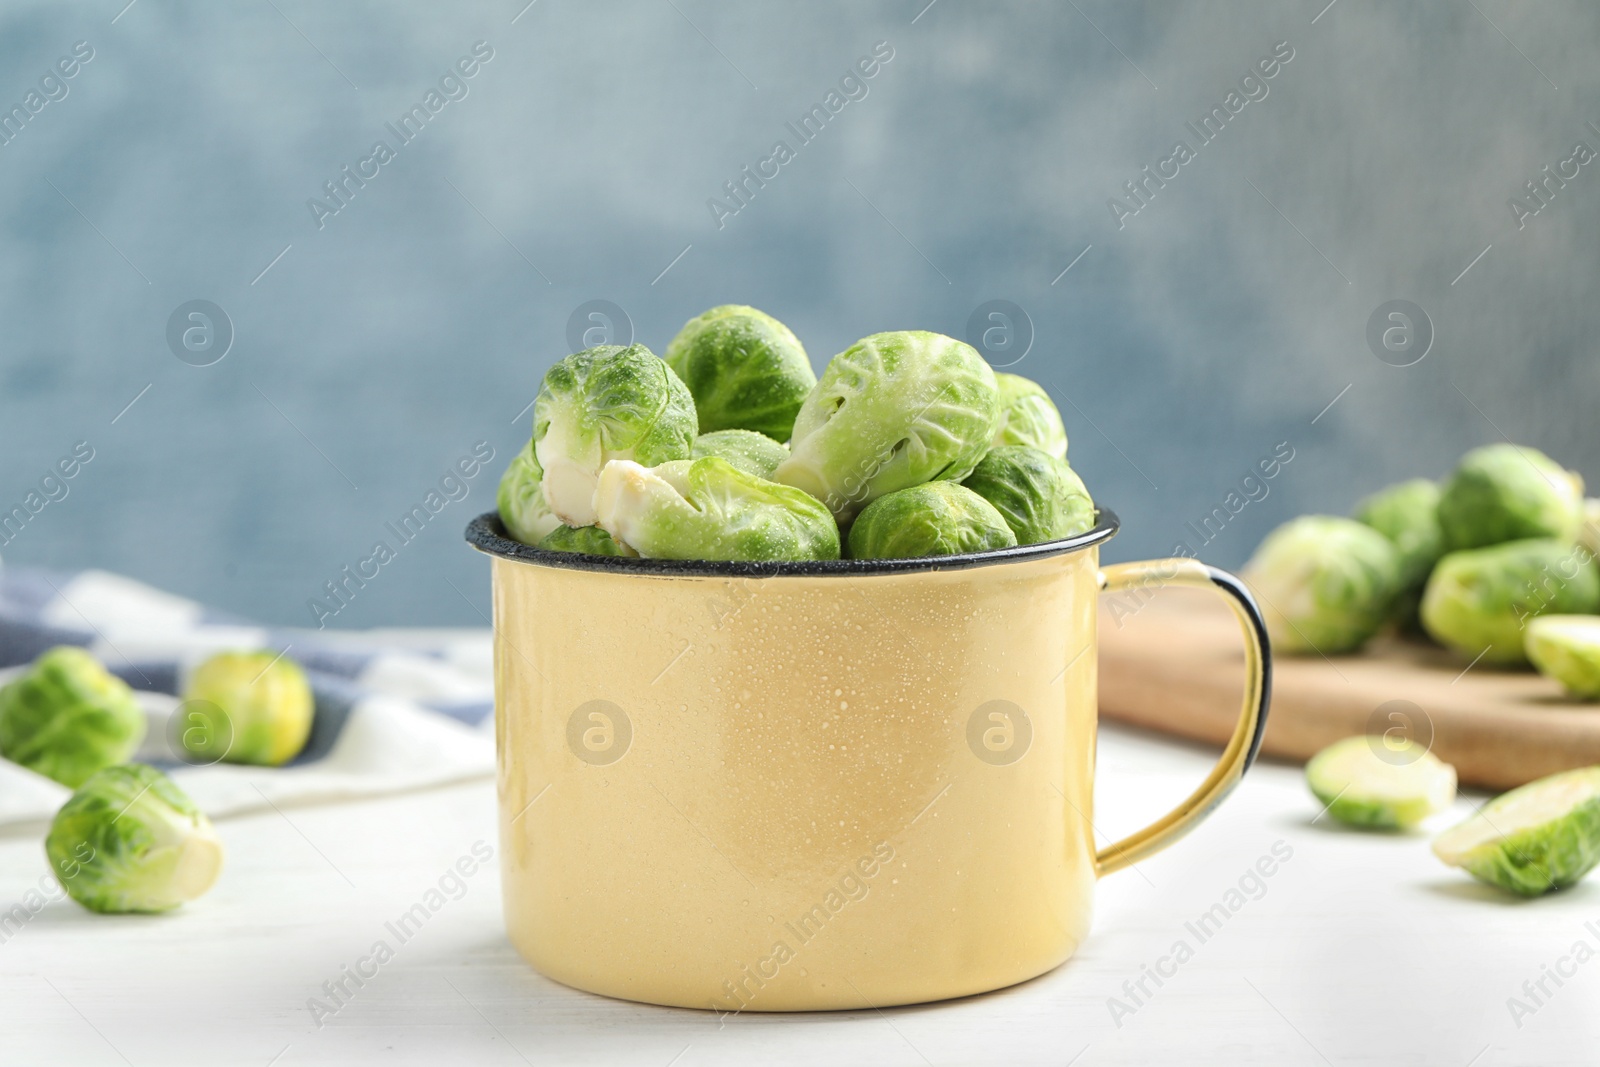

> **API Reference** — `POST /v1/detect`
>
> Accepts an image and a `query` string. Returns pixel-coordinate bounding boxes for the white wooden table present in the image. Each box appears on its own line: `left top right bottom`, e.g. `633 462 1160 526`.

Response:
1 721 1592 1066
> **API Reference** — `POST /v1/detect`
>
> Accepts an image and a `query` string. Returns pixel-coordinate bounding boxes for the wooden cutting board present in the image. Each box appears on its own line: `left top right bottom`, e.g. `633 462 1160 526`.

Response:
1098 585 1600 790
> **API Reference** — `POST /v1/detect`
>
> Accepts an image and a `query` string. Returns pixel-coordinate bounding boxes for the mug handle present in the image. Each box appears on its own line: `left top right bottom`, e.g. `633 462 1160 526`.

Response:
1093 558 1273 876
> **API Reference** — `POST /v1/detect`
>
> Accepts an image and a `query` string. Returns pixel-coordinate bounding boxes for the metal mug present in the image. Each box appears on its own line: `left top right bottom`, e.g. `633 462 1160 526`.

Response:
466 508 1270 1011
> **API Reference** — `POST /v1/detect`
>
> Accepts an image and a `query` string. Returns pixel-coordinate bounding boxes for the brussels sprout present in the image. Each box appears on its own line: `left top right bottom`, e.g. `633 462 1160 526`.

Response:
1525 615 1600 698
595 457 839 562
1581 497 1600 559
1437 444 1583 550
181 650 313 767
45 764 222 913
1355 478 1445 634
1305 736 1456 830
664 305 816 441
1420 539 1600 665
961 445 1094 546
0 647 145 788
991 372 1067 459
538 524 638 557
1354 479 1443 589
1433 766 1600 896
533 344 697 527
497 441 561 546
775 331 1000 522
1240 516 1403 654
692 429 789 480
847 481 1017 560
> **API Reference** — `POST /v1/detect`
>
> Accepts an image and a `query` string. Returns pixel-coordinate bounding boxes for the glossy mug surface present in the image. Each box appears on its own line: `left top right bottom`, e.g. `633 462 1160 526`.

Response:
466 510 1269 1012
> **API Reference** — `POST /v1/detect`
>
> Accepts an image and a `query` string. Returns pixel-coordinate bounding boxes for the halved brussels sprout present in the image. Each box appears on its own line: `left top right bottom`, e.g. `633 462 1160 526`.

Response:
961 445 1094 545
538 524 638 557
181 650 313 767
1526 615 1600 697
775 331 1000 522
1421 539 1600 665
1437 444 1583 550
991 372 1067 459
595 457 839 562
0 646 145 788
664 305 816 441
1305 736 1456 830
1240 516 1403 654
1433 766 1600 896
692 429 789 480
533 344 697 527
497 441 561 546
45 763 223 913
847 481 1017 560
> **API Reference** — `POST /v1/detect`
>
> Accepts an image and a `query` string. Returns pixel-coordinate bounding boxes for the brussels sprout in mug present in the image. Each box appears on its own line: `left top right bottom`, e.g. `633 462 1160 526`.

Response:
1305 736 1456 830
847 481 1017 560
181 650 314 767
533 344 697 527
990 372 1067 459
961 445 1094 545
1525 615 1600 697
595 457 840 562
0 646 146 788
45 763 224 913
1433 766 1600 896
538 523 638 558
1437 443 1583 550
691 428 789 480
1240 516 1403 654
497 441 561 546
775 331 1000 522
664 305 816 441
1420 539 1600 665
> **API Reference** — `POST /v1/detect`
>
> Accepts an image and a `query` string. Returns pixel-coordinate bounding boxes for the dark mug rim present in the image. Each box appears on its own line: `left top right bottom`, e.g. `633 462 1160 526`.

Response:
464 508 1120 578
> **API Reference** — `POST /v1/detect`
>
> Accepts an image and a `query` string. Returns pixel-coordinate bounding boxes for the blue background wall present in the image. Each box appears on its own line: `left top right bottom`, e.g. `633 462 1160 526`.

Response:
1 1 1596 627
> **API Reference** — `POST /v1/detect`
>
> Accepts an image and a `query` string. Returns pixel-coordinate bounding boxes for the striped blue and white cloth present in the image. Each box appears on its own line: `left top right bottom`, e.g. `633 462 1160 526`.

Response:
0 568 495 827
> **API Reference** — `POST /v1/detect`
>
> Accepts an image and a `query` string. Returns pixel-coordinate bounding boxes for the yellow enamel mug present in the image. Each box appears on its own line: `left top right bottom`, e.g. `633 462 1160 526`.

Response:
466 509 1270 1012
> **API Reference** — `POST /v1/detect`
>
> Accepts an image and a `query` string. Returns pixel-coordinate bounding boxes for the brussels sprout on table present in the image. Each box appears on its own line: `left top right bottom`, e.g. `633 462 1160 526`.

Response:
1437 444 1583 551
1420 539 1600 666
691 429 789 480
1525 615 1600 697
847 481 1017 560
181 650 313 767
497 441 562 546
595 457 839 562
961 445 1094 545
538 523 638 557
1433 766 1600 896
1305 735 1456 830
664 305 816 442
990 372 1067 459
534 344 697 527
774 331 1000 523
45 763 223 913
1240 516 1403 654
0 646 145 788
